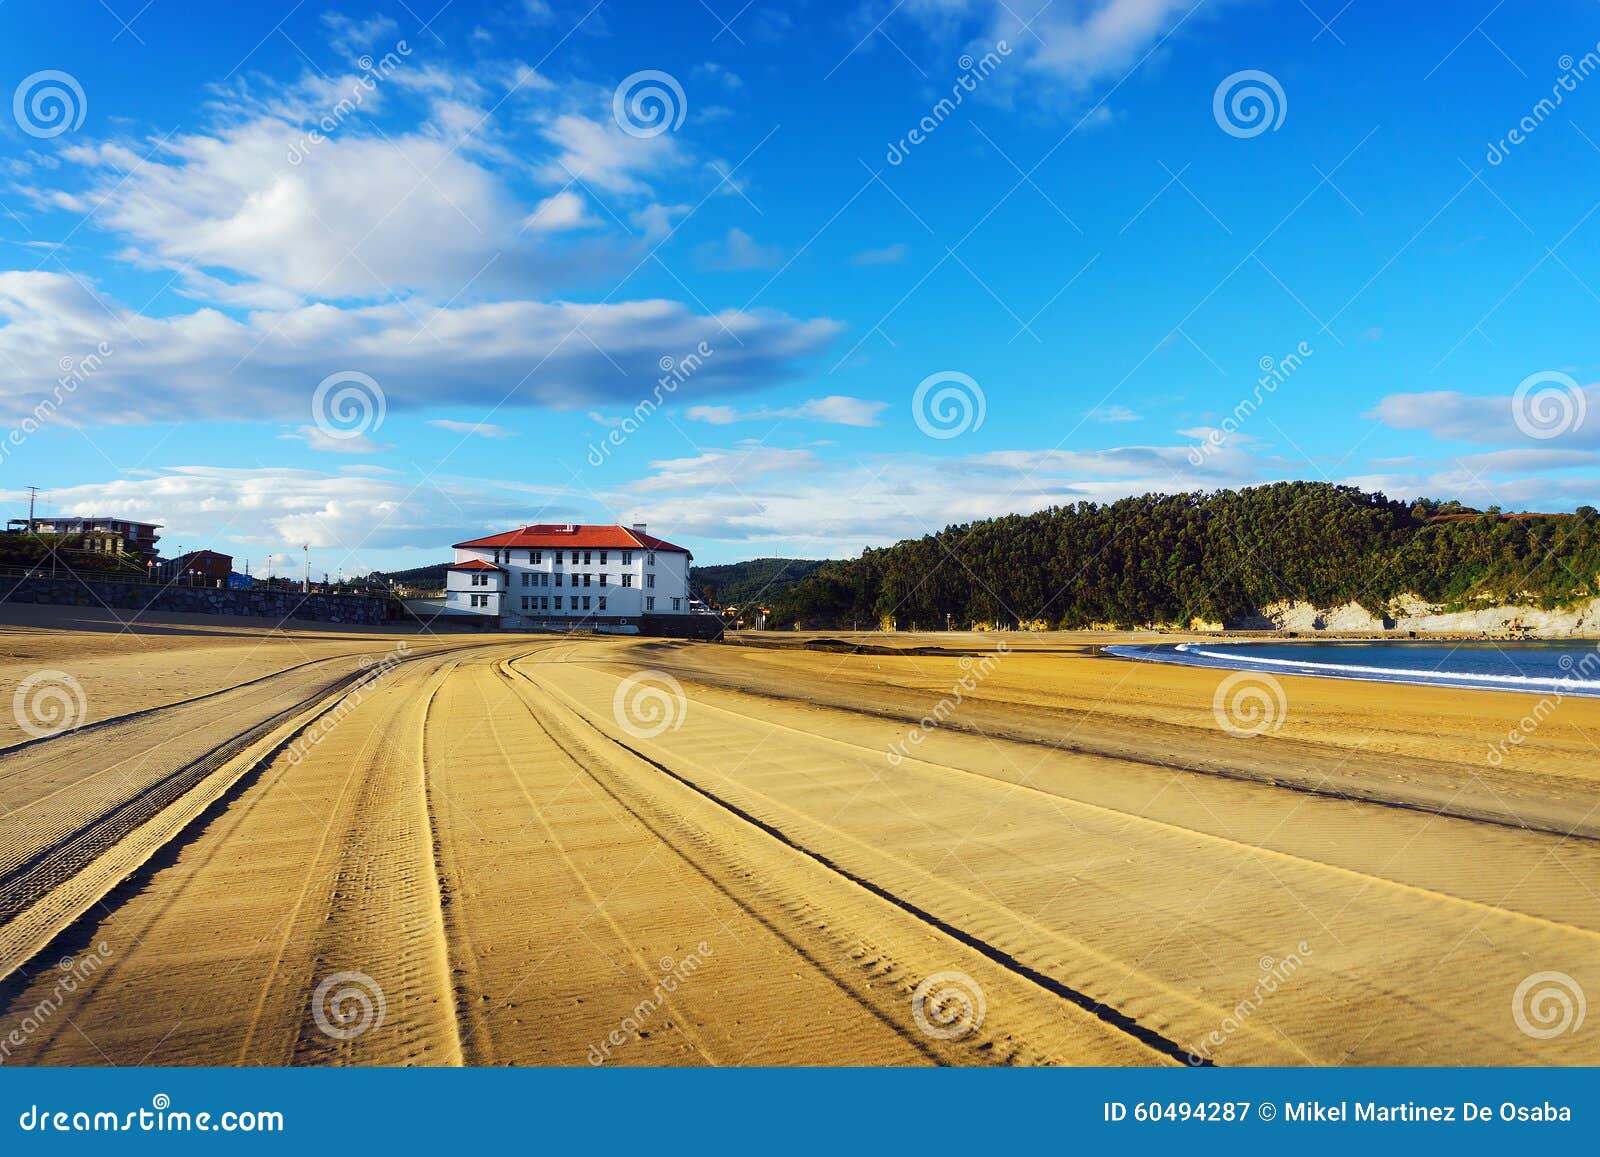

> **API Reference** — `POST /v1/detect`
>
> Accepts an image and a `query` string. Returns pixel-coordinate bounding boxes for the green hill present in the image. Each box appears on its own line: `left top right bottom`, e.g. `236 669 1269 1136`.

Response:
366 563 448 588
765 483 1600 630
689 557 827 606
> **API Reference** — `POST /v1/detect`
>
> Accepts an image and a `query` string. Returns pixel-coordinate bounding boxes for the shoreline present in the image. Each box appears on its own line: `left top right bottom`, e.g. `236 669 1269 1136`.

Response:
1103 638 1600 700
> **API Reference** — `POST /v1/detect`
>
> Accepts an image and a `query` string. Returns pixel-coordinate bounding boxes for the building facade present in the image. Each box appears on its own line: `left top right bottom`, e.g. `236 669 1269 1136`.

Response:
6 516 161 561
445 523 694 630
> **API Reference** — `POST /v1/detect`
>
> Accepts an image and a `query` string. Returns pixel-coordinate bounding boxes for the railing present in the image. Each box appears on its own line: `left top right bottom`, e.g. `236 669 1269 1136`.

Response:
0 564 386 597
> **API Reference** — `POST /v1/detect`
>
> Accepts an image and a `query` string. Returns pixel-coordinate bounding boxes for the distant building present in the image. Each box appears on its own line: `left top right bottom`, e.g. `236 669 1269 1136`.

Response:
6 516 161 561
445 523 693 630
158 549 234 584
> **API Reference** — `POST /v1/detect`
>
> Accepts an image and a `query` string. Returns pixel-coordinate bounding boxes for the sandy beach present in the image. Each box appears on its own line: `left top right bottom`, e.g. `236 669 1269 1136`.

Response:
1 607 1596 1066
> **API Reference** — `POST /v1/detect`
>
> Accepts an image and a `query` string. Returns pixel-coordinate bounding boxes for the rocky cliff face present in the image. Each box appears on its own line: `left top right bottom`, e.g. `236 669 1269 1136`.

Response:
1247 595 1600 637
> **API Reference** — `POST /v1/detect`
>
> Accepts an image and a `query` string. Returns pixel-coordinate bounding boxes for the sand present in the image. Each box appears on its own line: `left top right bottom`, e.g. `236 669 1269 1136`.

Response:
1 611 1596 1066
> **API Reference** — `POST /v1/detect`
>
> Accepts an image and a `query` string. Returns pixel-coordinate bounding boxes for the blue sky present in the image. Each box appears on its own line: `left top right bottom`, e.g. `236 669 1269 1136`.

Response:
2 0 1599 573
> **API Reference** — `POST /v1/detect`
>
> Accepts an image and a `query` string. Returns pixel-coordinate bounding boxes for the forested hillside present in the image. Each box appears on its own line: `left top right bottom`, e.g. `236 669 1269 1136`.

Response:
766 483 1600 630
690 558 826 605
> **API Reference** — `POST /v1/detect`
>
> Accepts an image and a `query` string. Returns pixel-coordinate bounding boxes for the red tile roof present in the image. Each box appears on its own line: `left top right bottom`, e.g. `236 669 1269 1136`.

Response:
446 558 503 571
454 524 691 554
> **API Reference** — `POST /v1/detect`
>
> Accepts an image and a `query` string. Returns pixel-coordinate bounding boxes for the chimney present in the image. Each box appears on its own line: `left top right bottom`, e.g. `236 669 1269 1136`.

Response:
632 522 647 535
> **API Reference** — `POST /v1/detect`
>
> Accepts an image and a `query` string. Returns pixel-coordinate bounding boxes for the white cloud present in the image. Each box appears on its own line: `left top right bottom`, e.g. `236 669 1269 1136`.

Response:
428 419 518 438
630 446 820 493
608 431 1277 548
697 227 781 271
537 112 685 195
1369 386 1600 447
284 425 395 454
58 112 616 306
0 270 842 425
523 190 600 232
0 465 566 561
1086 403 1141 423
685 395 888 427
849 243 908 265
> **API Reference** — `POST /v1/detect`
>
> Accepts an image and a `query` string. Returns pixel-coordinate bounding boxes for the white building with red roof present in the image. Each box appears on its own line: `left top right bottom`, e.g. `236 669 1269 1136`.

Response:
445 522 694 631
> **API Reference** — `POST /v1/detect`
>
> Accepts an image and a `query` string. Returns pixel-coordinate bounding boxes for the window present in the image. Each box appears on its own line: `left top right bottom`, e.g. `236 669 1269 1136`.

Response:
471 593 488 608
531 549 541 563
622 574 633 588
570 550 579 564
582 574 591 587
582 595 591 610
521 596 531 610
555 572 563 587
621 550 632 565
554 596 562 610
598 596 607 611
599 551 607 564
598 573 607 587
583 550 591 564
646 573 655 589
521 572 531 586
541 596 549 610
541 573 549 587
647 552 655 565
471 572 490 587
672 597 681 611
645 596 655 611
